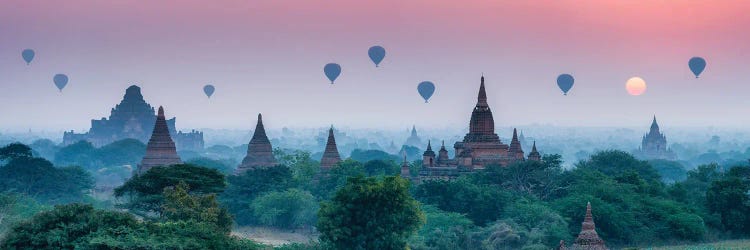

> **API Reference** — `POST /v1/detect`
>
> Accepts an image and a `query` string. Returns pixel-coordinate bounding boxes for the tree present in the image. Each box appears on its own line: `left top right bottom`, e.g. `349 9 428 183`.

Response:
250 188 318 229
0 143 33 161
649 159 688 183
706 166 750 235
314 159 366 199
414 178 512 226
473 154 565 200
363 159 399 176
221 165 294 225
1 203 262 249
350 149 399 163
577 150 661 182
318 176 424 249
114 164 226 217
0 156 93 203
162 182 233 233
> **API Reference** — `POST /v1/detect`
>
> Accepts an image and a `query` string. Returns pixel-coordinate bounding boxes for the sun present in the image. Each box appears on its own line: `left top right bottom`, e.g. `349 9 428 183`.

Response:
625 77 647 96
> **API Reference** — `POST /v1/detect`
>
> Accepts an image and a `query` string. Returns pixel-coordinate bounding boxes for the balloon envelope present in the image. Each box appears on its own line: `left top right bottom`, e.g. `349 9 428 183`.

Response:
368 46 386 67
203 85 215 98
53 74 68 92
417 81 435 103
556 74 574 95
324 63 341 83
22 49 35 65
688 57 706 78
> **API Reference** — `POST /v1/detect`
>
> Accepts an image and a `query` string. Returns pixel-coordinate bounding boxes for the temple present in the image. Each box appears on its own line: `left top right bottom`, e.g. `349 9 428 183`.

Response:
137 107 182 174
571 202 608 250
418 76 539 181
404 125 423 147
637 116 676 160
236 114 278 174
320 126 342 170
62 85 204 151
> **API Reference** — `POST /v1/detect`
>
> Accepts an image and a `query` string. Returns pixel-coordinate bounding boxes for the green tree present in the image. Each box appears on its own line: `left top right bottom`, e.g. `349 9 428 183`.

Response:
221 165 294 225
314 159 366 199
577 150 661 182
414 178 512 226
162 181 233 233
250 188 318 229
187 157 236 175
350 149 399 163
0 156 93 203
114 164 226 217
706 166 750 235
318 175 424 250
1 203 262 249
0 143 33 161
363 159 399 176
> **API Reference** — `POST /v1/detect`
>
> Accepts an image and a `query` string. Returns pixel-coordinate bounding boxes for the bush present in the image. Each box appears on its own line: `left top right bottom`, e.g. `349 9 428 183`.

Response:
251 189 317 229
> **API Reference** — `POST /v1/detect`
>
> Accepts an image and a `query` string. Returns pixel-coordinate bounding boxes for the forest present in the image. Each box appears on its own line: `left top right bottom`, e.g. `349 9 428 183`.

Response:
1 140 749 249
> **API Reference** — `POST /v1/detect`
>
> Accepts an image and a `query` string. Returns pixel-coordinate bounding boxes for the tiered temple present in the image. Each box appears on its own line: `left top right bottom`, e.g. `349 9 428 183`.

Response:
418 76 538 181
638 116 676 160
236 114 278 174
63 85 203 151
320 126 342 170
137 107 182 174
404 125 423 147
571 202 608 250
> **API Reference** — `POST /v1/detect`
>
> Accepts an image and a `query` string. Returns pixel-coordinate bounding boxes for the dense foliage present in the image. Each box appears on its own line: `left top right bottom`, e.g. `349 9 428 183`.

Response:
114 164 225 217
0 143 93 204
0 203 261 249
318 175 424 249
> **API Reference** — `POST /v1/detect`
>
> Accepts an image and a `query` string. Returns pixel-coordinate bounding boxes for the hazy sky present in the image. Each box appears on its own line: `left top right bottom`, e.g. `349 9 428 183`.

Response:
2 1 750 132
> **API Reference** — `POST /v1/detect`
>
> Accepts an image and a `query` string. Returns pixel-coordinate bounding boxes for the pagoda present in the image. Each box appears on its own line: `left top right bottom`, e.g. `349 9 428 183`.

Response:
571 202 608 250
418 76 531 181
638 116 676 160
320 126 342 170
236 114 278 174
137 106 182 174
404 125 423 147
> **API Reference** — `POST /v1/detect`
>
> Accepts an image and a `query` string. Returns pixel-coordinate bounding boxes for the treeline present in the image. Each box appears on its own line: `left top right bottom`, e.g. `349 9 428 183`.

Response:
1 141 750 249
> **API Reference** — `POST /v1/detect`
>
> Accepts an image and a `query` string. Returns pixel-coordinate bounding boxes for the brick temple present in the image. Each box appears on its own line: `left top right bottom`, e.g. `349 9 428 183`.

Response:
236 114 278 174
418 76 539 181
638 116 676 160
320 126 342 170
137 106 182 174
63 85 203 151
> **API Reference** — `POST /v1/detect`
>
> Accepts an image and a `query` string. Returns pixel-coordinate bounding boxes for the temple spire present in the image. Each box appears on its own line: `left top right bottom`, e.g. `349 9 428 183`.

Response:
528 141 541 161
509 128 524 157
137 106 182 174
320 125 341 170
478 75 488 106
650 115 659 132
236 113 278 173
572 202 608 249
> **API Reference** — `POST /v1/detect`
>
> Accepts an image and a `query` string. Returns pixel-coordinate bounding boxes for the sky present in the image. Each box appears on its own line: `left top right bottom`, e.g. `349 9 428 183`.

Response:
1 0 750 132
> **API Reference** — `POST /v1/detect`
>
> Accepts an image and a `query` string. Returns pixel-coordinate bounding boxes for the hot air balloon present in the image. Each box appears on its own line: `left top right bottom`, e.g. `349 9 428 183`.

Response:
688 57 706 78
22 49 35 65
324 63 341 84
203 85 215 98
368 46 386 67
417 81 435 103
53 74 68 92
557 74 574 95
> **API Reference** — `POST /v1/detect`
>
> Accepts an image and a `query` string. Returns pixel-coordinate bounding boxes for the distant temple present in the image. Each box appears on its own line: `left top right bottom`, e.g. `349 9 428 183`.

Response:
638 116 676 160
320 126 341 170
404 125 423 147
137 107 182 174
236 114 278 174
417 76 539 181
570 202 608 250
62 85 204 151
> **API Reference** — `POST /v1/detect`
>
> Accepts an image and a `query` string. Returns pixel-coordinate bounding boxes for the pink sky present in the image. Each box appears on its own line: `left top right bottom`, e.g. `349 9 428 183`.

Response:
1 1 749 131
